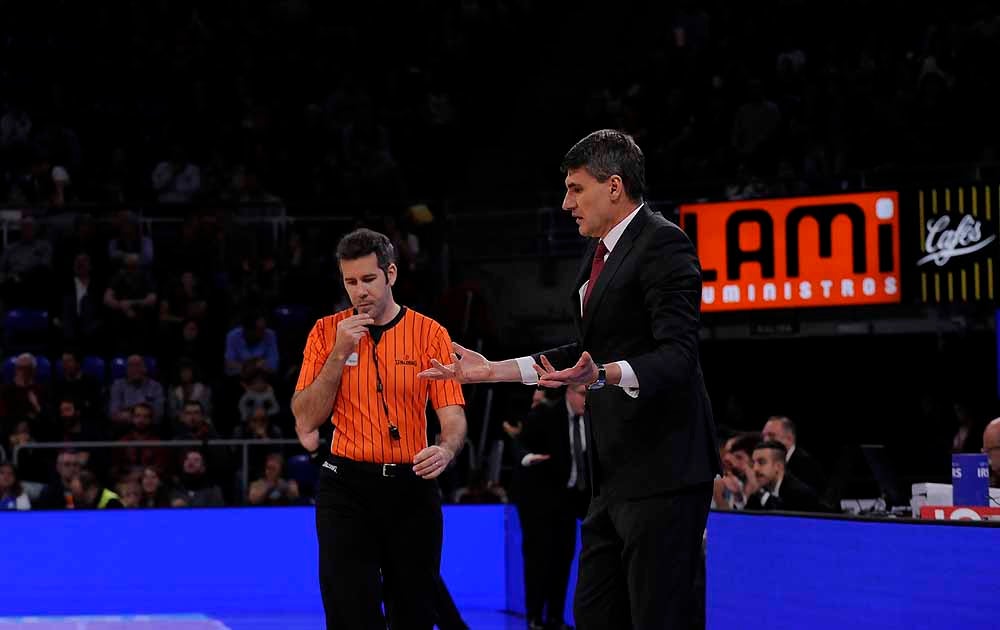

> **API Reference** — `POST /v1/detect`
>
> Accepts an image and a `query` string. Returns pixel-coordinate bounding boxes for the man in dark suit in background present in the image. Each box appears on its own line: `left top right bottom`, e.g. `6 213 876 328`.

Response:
746 441 829 513
762 415 825 493
420 129 721 629
508 384 590 630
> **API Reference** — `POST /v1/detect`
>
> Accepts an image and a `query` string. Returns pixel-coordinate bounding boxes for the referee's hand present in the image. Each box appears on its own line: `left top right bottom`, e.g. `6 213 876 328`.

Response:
413 445 453 479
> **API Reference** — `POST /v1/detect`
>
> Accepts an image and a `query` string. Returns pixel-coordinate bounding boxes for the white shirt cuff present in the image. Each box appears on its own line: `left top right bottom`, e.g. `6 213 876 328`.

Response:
520 454 534 467
515 356 539 385
612 360 639 398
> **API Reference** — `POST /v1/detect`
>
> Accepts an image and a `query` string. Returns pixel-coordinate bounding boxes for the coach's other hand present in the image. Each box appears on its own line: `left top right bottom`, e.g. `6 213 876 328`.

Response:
417 342 492 383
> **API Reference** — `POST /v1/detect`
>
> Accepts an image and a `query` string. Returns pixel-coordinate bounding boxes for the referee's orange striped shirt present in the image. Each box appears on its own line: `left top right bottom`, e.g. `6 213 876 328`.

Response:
294 306 465 464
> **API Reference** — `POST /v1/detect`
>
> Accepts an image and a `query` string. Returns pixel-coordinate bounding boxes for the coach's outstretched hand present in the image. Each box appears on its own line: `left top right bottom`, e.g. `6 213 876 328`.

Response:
417 342 492 384
533 351 598 388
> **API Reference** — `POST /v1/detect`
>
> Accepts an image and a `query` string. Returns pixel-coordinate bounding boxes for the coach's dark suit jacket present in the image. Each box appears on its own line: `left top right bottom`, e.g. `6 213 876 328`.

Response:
533 205 721 502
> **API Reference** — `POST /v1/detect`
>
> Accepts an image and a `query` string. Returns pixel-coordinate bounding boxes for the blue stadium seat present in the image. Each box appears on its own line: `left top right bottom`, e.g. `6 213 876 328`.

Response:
3 309 49 334
273 304 312 334
286 454 318 496
109 356 158 381
110 357 127 381
82 356 107 384
35 356 51 383
3 309 50 354
2 355 51 384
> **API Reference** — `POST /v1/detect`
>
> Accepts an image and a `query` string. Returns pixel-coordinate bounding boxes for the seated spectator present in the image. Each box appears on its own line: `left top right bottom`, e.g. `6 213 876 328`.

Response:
232 406 283 476
108 355 165 432
247 453 299 506
224 311 279 379
103 253 157 352
54 213 108 285
159 270 209 329
116 480 142 508
0 216 54 308
172 449 225 507
51 349 104 424
53 254 103 353
151 144 201 204
56 397 106 472
70 469 123 509
113 403 171 480
745 441 829 513
762 415 825 493
139 465 173 508
167 360 213 421
238 367 280 424
36 450 81 509
0 353 47 427
172 400 233 490
712 432 761 510
161 318 217 382
107 213 154 270
0 462 30 510
983 418 1000 487
172 400 220 442
452 467 508 504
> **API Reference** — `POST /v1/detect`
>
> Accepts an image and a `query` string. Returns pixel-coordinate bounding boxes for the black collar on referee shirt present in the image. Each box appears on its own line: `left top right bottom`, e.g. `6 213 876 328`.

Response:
366 305 407 345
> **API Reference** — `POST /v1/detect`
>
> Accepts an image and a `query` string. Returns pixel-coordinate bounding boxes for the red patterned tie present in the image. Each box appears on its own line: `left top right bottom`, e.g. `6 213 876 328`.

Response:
582 240 608 311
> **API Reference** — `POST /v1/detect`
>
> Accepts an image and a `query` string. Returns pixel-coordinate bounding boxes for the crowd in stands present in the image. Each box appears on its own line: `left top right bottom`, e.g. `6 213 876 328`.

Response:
0 208 449 509
1 1 999 213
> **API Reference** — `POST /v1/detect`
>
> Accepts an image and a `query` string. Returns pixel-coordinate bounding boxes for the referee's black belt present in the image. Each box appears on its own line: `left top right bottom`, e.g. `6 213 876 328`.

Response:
325 455 418 479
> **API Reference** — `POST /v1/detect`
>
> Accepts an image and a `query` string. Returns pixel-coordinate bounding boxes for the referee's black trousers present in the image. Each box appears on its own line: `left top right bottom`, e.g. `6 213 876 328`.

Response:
316 457 443 630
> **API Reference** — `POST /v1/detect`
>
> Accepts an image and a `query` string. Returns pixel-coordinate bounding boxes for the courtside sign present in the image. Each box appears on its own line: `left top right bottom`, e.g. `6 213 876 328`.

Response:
680 192 902 312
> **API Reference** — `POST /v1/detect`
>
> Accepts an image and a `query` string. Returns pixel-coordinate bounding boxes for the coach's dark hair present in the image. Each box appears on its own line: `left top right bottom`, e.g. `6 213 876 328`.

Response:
561 129 646 201
336 228 396 279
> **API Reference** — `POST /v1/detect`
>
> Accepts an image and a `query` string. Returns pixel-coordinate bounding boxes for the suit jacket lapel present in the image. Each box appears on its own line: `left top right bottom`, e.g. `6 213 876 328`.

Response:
581 207 650 339
571 240 597 337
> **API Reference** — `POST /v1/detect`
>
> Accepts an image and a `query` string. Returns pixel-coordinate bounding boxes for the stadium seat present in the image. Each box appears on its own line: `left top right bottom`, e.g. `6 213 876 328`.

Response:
286 454 319 496
273 304 312 335
34 356 51 383
3 308 48 334
82 356 107 384
2 309 50 354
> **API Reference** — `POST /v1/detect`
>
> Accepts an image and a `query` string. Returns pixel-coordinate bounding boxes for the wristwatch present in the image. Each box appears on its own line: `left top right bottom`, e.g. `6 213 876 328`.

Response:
587 364 606 391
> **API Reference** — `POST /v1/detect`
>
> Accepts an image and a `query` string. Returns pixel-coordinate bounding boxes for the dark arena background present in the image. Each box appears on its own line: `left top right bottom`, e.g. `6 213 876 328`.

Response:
1 1 998 629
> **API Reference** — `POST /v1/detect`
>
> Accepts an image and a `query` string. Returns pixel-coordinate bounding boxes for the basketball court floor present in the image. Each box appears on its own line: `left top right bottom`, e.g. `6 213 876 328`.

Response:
0 610 526 629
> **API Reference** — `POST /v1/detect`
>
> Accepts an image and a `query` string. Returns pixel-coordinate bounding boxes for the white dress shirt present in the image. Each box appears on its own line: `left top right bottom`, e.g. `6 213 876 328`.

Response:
515 203 643 396
74 277 89 315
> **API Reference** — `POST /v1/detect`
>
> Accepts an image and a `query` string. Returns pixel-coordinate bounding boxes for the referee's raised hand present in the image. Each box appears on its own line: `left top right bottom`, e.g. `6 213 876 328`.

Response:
333 313 374 357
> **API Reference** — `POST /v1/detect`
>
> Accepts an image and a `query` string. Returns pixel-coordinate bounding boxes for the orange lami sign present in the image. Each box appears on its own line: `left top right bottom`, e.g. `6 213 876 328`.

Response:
679 192 902 312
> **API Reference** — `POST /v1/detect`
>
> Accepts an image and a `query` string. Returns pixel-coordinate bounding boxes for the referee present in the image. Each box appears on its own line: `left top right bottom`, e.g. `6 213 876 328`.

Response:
292 228 468 629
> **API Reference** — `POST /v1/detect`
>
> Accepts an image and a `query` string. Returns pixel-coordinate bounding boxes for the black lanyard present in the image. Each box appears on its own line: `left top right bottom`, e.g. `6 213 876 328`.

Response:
369 335 401 441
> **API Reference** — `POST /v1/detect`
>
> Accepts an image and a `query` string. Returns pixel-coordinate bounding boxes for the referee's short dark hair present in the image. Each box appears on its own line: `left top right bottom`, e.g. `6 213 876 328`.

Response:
561 129 646 202
336 228 396 279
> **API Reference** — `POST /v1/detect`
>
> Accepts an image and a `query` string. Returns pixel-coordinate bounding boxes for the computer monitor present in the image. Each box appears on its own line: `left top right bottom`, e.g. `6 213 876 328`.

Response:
860 444 908 508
